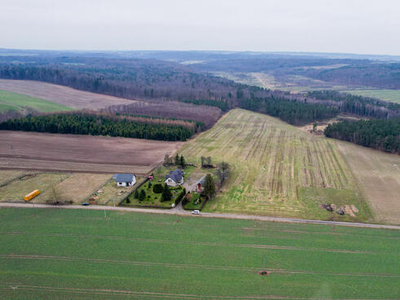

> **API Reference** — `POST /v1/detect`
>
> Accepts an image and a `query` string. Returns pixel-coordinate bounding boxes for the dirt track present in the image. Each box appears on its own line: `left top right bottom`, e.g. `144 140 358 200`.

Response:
0 79 135 110
0 131 183 174
1 202 399 230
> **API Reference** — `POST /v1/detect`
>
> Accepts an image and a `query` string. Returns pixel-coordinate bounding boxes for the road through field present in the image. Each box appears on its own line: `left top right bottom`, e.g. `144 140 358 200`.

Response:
1 202 399 230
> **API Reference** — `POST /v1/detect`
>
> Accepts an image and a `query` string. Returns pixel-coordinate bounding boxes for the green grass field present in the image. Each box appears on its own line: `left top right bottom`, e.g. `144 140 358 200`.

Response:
344 89 400 104
0 90 73 113
180 109 370 222
0 208 399 299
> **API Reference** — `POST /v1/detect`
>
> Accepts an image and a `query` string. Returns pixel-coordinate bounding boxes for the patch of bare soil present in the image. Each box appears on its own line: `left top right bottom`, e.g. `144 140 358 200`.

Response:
0 131 183 174
0 79 135 110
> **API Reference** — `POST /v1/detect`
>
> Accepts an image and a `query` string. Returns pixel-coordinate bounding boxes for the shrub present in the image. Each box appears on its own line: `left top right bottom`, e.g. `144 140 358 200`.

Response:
139 189 146 201
134 190 139 199
153 184 164 194
161 184 172 202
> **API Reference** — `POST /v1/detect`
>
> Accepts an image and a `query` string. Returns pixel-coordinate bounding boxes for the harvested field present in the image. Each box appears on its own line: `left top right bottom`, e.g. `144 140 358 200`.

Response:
337 141 400 225
0 79 135 110
34 173 112 204
181 109 370 221
0 173 70 201
0 170 24 186
0 131 183 174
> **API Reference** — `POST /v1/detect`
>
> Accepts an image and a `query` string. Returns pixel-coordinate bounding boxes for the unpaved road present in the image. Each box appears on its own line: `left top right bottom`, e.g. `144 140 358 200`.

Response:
1 202 399 230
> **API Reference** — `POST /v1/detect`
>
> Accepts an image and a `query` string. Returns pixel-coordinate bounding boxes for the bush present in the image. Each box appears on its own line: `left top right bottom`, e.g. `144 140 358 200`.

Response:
175 188 186 205
139 189 146 201
153 184 164 194
134 190 139 199
161 184 172 202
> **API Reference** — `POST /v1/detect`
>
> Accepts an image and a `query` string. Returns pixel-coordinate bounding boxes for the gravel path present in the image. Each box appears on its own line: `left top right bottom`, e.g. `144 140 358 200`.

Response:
1 202 399 230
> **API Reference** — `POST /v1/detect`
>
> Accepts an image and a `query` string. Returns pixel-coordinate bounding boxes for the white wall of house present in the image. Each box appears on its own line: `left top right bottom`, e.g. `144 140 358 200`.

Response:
116 177 136 187
165 178 177 187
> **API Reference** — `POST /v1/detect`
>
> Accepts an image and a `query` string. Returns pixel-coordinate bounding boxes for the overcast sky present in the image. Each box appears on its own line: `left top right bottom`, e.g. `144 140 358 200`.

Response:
1 0 399 55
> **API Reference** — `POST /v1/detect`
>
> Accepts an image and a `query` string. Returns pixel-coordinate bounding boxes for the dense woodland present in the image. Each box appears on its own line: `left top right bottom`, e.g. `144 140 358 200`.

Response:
306 90 400 119
1 51 400 131
239 96 339 125
0 113 195 141
325 119 400 154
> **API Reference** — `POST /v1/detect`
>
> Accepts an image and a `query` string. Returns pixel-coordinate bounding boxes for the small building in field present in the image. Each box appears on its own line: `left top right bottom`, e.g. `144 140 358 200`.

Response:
113 174 136 187
195 176 206 193
165 169 184 187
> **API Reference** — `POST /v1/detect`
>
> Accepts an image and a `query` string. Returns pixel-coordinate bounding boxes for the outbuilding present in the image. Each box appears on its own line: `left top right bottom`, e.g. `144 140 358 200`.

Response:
113 174 136 187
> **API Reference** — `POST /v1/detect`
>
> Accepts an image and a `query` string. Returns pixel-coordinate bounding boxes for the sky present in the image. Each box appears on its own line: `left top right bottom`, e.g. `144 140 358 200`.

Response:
1 0 400 55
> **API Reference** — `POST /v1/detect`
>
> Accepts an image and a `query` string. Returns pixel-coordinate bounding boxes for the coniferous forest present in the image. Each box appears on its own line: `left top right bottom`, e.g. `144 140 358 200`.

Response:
324 118 400 154
0 113 195 141
238 97 339 126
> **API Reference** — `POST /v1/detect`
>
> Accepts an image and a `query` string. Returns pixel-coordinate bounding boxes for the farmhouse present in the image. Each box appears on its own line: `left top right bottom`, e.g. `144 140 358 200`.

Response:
113 174 136 187
165 169 184 187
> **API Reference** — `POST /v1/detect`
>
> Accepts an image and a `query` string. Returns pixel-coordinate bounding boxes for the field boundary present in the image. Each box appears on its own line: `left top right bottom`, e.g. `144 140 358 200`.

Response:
1 203 399 230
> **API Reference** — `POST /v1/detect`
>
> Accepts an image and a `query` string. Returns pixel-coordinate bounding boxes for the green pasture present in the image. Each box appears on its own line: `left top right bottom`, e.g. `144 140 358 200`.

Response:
0 90 73 113
0 208 399 299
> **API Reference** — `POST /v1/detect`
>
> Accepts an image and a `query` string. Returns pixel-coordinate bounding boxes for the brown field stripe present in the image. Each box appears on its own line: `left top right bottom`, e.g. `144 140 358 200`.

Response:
1 254 400 278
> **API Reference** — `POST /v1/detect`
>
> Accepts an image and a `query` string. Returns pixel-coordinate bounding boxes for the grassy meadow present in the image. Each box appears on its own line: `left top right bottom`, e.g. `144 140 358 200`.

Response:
0 90 73 113
180 109 370 221
344 89 400 104
0 208 399 299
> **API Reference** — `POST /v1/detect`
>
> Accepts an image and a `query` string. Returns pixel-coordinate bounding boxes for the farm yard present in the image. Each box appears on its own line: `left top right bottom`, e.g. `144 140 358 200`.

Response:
180 109 370 221
0 79 135 110
0 208 399 299
0 131 183 174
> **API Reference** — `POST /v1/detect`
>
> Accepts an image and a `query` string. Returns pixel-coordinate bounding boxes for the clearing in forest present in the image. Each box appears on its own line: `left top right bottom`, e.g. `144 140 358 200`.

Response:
181 109 370 221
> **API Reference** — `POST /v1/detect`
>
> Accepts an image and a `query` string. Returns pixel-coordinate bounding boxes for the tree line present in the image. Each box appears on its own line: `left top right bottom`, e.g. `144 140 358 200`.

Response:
324 118 400 154
238 96 339 126
306 90 400 119
0 113 195 141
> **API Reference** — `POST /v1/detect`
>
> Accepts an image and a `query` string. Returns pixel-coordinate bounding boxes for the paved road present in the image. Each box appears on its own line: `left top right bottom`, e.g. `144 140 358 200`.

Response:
1 202 400 230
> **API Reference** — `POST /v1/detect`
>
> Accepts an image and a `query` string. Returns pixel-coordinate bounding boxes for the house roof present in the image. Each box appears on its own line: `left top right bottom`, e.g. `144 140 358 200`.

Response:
165 169 184 183
114 174 135 183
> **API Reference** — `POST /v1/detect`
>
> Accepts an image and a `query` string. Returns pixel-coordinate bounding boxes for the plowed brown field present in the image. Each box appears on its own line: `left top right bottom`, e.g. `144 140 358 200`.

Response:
0 131 182 174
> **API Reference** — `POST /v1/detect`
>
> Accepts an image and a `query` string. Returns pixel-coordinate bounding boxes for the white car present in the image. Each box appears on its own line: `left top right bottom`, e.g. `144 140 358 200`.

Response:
192 210 200 215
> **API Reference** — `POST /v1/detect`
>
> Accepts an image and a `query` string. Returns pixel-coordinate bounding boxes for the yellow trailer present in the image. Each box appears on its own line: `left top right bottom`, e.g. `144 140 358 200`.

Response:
24 190 40 201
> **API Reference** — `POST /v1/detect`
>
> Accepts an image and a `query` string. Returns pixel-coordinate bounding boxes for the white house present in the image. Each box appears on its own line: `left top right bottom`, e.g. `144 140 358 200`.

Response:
165 169 184 187
113 174 136 187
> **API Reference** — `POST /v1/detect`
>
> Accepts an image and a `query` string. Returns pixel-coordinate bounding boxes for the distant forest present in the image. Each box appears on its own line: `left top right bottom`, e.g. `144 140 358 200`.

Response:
306 91 400 119
1 51 400 129
0 113 196 141
325 119 400 154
